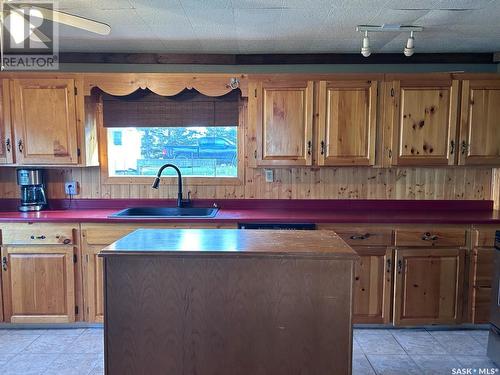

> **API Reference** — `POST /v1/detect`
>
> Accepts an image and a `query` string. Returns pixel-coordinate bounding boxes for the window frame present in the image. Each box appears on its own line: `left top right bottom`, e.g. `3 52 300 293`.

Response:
99 107 245 187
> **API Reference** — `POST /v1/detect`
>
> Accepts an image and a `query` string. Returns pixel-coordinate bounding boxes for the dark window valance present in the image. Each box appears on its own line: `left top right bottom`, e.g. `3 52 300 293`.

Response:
102 88 240 128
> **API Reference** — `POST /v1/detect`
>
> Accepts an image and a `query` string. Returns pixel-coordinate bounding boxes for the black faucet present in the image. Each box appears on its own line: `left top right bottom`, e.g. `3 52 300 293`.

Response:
151 164 191 208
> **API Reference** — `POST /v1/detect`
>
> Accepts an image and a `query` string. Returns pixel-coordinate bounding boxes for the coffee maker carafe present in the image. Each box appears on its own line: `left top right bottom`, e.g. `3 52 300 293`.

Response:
17 169 47 212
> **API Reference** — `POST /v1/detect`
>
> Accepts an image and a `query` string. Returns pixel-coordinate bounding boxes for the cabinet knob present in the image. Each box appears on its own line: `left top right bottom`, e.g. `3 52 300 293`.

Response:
421 233 438 241
350 233 370 240
5 138 11 152
450 140 455 155
30 235 46 240
18 139 24 153
2 256 7 271
386 259 392 273
461 141 468 155
320 141 325 155
307 141 312 155
397 259 403 274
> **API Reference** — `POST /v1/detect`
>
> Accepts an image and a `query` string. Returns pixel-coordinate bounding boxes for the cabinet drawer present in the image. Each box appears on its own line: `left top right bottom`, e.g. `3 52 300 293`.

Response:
475 228 497 247
394 228 466 247
333 228 393 246
1 223 76 245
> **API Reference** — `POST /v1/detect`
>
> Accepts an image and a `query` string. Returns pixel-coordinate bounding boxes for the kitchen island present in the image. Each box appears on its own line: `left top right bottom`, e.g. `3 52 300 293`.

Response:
100 228 358 375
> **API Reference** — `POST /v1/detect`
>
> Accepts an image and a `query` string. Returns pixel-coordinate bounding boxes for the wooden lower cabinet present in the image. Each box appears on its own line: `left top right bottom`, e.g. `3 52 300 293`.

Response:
393 247 465 325
352 247 393 324
1 245 76 323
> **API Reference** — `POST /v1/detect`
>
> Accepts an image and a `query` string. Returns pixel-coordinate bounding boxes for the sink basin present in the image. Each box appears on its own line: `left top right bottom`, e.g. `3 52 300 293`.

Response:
109 207 219 218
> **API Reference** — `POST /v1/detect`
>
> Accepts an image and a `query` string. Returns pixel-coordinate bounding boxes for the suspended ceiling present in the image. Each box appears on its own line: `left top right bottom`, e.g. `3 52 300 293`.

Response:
55 0 500 53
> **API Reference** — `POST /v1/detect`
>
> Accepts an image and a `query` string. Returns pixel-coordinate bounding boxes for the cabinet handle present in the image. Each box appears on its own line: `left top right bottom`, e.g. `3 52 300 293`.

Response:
307 140 312 155
63 238 71 245
397 259 403 274
421 232 438 241
350 233 371 240
30 235 46 240
2 256 7 271
5 138 11 152
320 141 325 155
386 259 392 273
461 141 468 155
18 139 23 153
450 140 455 155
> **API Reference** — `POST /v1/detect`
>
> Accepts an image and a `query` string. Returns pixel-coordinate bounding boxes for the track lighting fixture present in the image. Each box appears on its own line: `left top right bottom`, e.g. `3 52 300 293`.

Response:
361 31 371 57
404 31 415 57
356 25 423 57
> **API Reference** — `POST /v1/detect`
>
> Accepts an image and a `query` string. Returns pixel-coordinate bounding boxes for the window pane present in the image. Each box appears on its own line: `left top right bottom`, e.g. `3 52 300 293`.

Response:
107 127 238 178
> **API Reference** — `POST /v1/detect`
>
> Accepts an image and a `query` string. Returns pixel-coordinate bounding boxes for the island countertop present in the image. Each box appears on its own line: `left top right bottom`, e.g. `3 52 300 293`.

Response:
101 228 358 259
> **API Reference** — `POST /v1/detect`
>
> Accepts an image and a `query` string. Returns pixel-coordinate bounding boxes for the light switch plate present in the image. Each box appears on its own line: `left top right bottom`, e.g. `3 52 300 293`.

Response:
264 169 274 183
65 181 78 195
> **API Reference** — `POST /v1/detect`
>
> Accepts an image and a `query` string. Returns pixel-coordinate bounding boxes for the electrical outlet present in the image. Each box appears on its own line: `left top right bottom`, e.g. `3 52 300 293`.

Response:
65 181 78 195
264 169 274 183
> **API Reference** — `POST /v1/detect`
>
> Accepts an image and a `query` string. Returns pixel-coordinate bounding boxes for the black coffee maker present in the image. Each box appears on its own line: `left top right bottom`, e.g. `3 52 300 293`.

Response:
17 169 47 212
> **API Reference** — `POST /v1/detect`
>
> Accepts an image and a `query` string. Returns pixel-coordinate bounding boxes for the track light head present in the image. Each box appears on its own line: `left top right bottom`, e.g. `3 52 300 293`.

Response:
361 31 371 57
404 31 415 57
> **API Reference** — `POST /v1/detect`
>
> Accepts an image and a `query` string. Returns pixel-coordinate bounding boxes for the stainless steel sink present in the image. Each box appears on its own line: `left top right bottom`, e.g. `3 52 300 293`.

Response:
109 207 219 218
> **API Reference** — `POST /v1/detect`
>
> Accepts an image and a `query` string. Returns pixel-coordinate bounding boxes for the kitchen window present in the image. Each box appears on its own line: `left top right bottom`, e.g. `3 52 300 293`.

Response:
101 88 242 183
107 126 238 177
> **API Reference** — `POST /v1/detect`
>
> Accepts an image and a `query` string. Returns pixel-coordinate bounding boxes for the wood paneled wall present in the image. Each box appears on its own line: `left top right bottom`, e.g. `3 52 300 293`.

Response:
0 166 493 201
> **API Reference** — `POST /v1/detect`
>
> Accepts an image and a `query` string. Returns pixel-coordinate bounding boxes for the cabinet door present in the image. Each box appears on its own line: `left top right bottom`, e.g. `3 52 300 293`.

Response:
391 79 459 166
318 80 377 166
11 79 78 165
83 244 105 323
255 81 313 166
1 246 76 323
0 80 13 164
458 80 500 165
352 247 393 324
393 248 465 325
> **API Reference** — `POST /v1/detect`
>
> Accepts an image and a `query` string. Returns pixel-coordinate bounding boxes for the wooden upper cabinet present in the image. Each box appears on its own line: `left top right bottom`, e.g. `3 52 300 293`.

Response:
390 79 459 166
255 80 313 166
11 78 78 165
393 247 465 325
0 80 13 164
458 80 500 165
1 245 76 323
317 80 377 166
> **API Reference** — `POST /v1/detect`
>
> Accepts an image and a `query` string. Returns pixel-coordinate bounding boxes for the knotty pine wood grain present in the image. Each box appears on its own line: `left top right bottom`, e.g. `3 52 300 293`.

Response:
0 166 494 201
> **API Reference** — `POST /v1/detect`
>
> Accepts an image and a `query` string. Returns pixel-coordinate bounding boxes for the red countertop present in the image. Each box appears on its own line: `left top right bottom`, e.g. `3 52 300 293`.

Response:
0 199 499 224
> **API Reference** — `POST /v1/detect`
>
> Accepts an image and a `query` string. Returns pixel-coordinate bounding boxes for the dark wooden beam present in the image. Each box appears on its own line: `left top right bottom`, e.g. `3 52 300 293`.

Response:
59 52 496 65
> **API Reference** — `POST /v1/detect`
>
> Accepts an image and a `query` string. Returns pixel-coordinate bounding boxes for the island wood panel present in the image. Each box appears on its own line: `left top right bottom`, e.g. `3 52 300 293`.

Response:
1 245 76 323
0 80 13 164
390 79 459 166
459 80 500 165
11 79 79 165
393 247 465 325
0 166 493 202
317 80 377 166
103 255 354 375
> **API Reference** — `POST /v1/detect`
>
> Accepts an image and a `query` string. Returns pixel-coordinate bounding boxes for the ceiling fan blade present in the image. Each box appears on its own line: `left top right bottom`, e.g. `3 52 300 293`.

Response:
31 6 111 35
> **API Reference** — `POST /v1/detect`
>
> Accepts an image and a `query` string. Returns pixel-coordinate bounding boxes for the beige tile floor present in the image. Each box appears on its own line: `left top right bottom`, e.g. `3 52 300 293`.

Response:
0 327 498 374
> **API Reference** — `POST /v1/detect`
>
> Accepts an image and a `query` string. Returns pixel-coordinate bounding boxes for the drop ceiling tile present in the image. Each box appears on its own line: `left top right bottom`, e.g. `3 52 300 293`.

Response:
59 38 167 52
368 8 430 25
181 0 232 9
431 0 494 10
273 8 328 39
234 8 282 38
56 0 134 10
309 38 361 53
231 0 284 9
